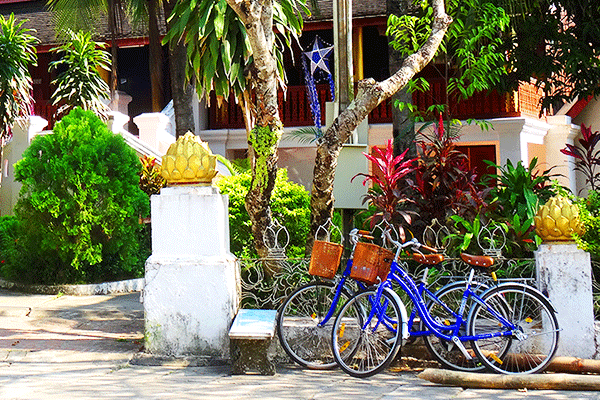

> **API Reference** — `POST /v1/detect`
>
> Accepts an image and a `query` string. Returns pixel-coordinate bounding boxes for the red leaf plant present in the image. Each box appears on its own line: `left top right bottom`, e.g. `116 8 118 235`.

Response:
352 139 417 239
560 123 600 192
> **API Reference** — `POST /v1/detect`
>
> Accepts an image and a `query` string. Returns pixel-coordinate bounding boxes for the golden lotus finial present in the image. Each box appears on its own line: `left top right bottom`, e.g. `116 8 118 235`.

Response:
161 132 217 186
534 195 585 242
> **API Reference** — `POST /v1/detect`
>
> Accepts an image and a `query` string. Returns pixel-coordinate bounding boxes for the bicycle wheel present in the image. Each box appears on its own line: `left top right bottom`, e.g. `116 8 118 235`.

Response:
468 283 559 374
332 289 403 378
277 281 352 369
422 281 489 372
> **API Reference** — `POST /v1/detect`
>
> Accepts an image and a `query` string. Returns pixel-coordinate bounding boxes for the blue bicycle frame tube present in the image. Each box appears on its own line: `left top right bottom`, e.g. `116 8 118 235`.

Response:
373 260 517 342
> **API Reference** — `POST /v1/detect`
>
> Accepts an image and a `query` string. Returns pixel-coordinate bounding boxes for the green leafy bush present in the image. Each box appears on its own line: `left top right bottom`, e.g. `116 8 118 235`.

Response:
6 108 149 284
576 191 600 260
575 191 600 318
217 168 310 258
0 216 20 276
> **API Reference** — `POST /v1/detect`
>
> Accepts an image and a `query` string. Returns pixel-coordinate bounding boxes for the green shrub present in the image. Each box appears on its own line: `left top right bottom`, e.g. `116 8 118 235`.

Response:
217 168 310 258
6 107 149 284
575 190 600 318
0 216 20 276
576 191 600 260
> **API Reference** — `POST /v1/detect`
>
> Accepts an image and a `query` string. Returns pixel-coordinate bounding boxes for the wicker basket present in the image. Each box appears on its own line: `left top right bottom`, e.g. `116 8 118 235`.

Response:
308 240 344 279
350 242 395 285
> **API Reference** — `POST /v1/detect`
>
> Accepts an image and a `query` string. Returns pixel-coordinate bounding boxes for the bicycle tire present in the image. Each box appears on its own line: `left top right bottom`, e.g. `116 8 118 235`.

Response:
277 281 353 369
421 280 489 372
332 289 403 378
468 283 559 374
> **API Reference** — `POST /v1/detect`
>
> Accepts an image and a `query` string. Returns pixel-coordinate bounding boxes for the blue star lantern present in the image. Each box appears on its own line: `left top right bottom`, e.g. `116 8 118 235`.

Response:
301 37 335 132
303 37 334 76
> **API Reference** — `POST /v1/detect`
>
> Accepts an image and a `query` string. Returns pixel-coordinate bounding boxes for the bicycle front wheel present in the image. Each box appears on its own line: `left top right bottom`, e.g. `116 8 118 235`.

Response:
277 281 352 369
332 289 403 378
468 283 559 374
422 281 488 372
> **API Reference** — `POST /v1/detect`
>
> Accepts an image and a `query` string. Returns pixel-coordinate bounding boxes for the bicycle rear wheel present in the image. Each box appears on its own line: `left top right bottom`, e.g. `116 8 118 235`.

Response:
277 281 352 369
422 281 488 372
468 283 559 374
332 289 403 378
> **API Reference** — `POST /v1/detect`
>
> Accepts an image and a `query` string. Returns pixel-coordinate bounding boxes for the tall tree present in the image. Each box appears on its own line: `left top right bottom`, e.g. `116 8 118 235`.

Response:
387 0 509 119
166 0 307 257
0 14 38 143
307 0 452 251
163 0 195 137
493 0 600 113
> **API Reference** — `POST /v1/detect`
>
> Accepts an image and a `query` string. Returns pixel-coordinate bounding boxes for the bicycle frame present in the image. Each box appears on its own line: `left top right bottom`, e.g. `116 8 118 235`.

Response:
371 259 516 344
315 259 368 328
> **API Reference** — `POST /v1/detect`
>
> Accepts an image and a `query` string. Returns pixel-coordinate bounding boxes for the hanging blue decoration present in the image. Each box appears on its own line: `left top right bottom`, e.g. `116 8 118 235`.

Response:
302 36 334 135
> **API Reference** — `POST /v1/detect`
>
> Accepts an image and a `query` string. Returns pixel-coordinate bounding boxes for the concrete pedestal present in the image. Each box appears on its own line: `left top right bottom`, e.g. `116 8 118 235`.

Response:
535 243 597 359
144 186 240 358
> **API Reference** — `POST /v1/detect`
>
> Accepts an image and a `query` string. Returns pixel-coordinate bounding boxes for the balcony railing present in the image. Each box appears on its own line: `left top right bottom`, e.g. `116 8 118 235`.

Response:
208 84 393 130
411 78 544 119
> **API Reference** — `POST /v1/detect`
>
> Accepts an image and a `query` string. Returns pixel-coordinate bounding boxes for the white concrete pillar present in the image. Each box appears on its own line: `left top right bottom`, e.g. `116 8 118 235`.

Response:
107 111 130 133
545 115 579 194
144 185 239 358
0 116 48 216
109 90 133 115
535 243 597 359
133 113 175 155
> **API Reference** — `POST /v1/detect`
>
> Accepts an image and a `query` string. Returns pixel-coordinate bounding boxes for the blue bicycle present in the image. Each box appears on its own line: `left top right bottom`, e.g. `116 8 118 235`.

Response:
331 233 560 377
277 228 373 369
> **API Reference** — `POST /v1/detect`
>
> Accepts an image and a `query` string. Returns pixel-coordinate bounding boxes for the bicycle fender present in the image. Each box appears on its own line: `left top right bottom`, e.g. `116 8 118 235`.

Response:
383 287 410 340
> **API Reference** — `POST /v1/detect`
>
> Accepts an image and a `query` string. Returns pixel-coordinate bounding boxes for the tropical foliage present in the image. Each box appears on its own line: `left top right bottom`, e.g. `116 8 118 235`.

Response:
139 155 166 197
560 124 600 193
352 139 416 238
387 0 509 119
485 158 556 222
493 0 600 113
49 29 112 120
0 13 38 142
164 0 308 125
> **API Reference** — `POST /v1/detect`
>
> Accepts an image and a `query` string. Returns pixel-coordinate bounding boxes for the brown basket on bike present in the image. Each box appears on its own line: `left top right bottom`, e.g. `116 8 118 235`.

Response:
308 240 344 279
350 242 395 285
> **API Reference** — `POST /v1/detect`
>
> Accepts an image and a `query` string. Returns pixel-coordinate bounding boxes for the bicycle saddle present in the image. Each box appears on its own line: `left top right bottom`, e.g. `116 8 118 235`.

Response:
460 253 494 268
412 253 444 265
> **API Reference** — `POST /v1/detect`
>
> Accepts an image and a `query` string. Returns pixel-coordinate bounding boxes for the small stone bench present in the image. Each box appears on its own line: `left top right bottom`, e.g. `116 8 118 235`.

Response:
229 309 277 375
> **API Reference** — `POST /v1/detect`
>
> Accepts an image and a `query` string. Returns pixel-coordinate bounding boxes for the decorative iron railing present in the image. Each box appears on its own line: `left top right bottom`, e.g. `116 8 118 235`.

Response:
239 219 538 310
238 256 537 310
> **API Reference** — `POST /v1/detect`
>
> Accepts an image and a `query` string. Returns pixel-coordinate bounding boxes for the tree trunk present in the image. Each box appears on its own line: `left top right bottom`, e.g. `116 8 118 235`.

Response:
387 0 417 157
107 0 118 99
148 0 164 112
163 0 196 138
418 368 600 391
307 0 451 253
227 0 282 258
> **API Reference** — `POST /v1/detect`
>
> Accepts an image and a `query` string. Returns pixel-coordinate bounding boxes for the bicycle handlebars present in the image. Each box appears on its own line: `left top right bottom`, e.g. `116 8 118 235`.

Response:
349 228 438 254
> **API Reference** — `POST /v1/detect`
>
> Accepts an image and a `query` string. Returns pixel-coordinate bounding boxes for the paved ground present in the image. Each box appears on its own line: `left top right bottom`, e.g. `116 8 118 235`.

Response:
1 288 599 400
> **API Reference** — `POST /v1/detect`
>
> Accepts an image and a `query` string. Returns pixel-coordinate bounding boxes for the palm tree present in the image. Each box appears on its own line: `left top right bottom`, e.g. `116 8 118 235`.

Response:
0 13 38 143
167 0 308 257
